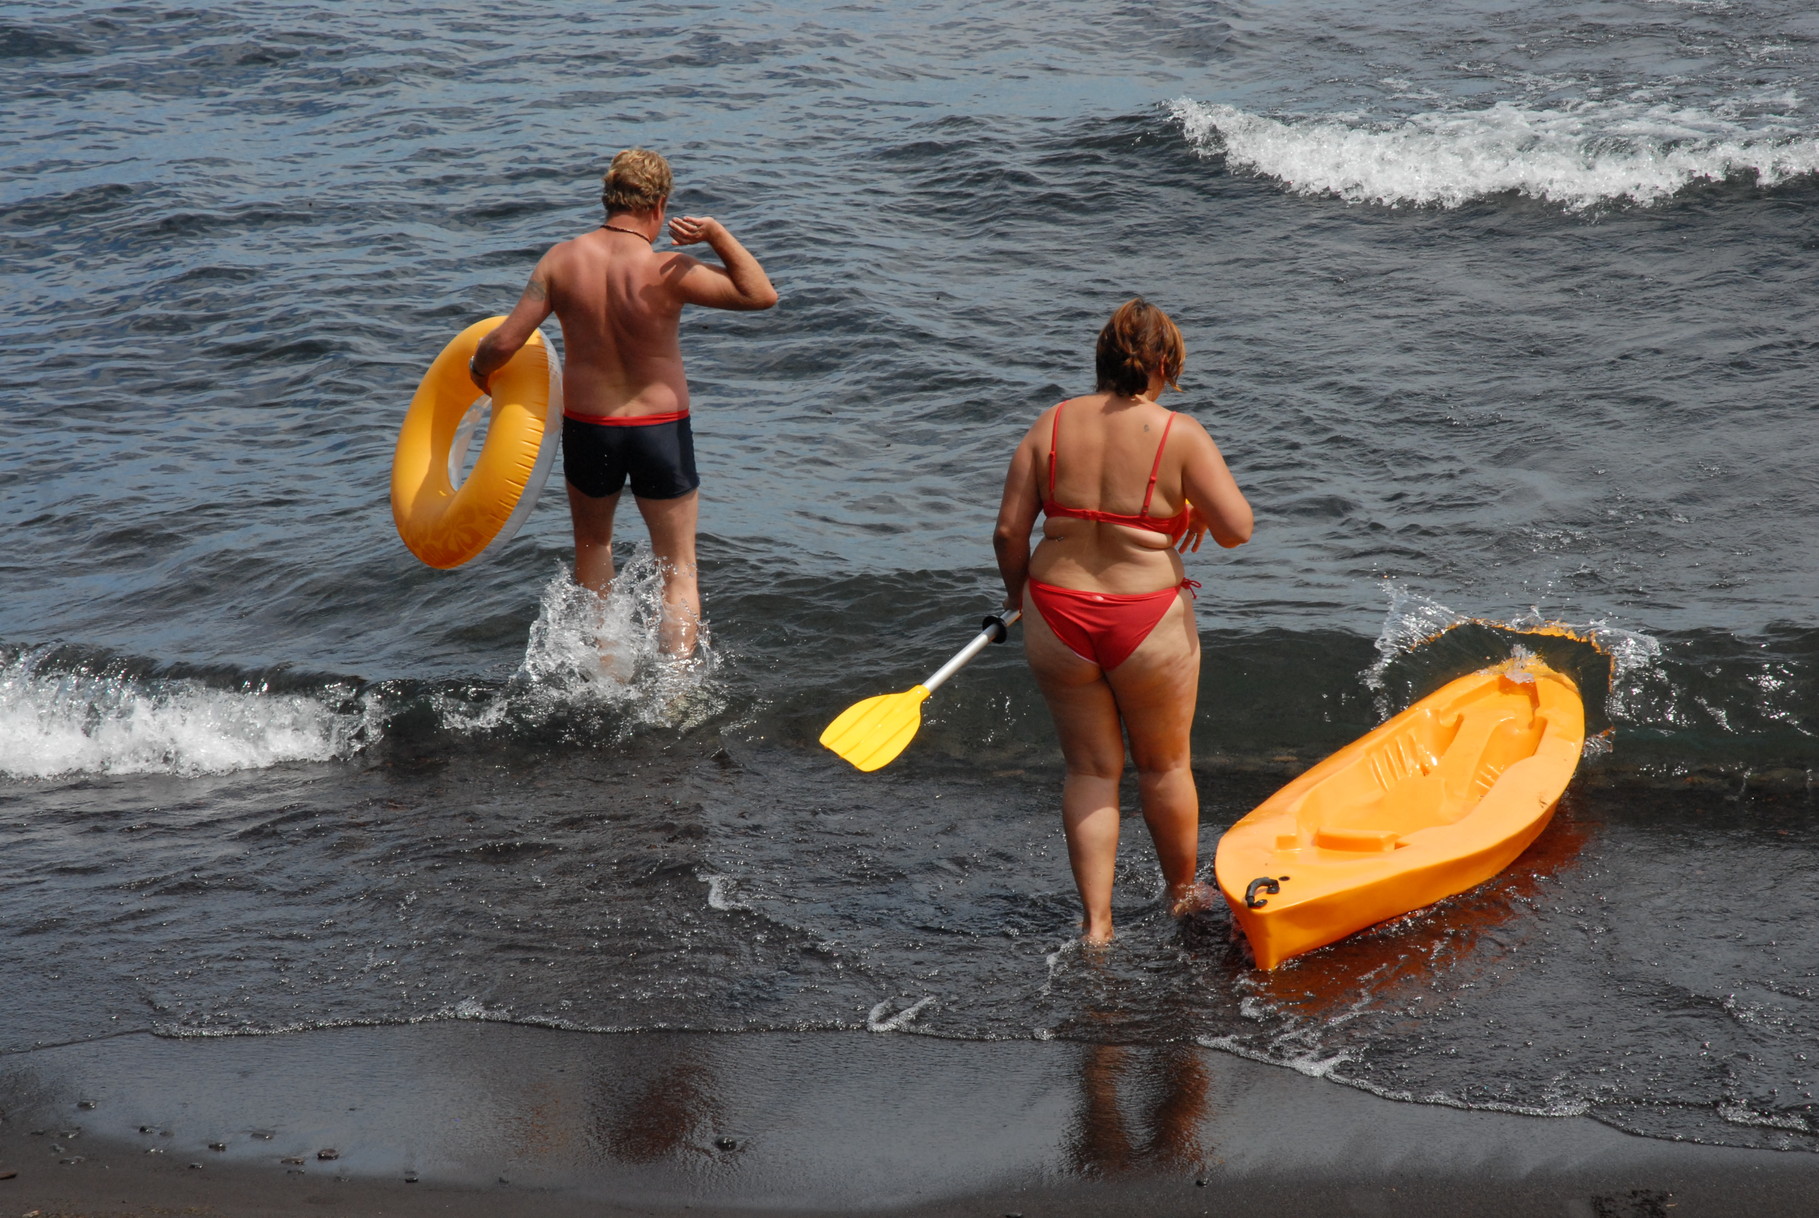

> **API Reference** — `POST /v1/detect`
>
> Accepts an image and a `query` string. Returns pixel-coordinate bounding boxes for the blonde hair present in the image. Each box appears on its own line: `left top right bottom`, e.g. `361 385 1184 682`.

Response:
1094 297 1185 397
601 148 672 214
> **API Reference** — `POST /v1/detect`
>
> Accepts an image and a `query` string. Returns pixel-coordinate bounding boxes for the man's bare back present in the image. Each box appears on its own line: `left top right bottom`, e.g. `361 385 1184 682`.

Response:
475 212 775 420
467 149 776 658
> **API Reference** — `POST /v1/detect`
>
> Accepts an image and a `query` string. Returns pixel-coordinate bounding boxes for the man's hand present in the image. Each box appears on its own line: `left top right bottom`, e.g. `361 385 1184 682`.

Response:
468 355 492 394
667 215 724 246
668 216 778 310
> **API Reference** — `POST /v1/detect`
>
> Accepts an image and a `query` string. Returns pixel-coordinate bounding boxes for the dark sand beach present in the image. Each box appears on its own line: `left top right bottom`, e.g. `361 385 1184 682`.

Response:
5 1025 1819 1217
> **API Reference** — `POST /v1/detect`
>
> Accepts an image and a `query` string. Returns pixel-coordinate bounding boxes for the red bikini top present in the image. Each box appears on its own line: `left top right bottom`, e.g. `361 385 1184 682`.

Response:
1043 402 1191 542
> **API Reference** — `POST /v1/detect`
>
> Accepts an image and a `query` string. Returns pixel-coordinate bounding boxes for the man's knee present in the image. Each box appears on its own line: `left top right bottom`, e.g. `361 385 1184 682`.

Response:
659 567 700 600
574 523 614 549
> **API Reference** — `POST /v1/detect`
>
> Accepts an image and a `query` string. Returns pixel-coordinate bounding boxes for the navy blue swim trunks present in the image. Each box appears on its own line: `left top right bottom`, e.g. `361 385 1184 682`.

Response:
561 411 700 500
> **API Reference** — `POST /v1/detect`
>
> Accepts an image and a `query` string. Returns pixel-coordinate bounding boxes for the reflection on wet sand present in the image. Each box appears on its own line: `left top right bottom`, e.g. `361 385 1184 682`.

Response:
1066 1041 1210 1176
593 1038 724 1163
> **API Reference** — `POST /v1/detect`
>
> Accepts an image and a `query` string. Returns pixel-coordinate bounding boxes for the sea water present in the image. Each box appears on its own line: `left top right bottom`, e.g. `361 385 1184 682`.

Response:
4 0 1819 1152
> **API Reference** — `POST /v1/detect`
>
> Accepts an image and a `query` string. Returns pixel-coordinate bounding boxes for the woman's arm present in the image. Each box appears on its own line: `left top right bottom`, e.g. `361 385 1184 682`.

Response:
1178 417 1253 549
992 426 1045 610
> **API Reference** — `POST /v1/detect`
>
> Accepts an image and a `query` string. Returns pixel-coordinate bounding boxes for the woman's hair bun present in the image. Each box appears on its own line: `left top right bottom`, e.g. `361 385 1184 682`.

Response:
1094 297 1184 397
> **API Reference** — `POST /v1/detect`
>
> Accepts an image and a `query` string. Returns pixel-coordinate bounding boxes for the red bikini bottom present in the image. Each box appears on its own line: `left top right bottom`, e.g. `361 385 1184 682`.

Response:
1027 578 1199 671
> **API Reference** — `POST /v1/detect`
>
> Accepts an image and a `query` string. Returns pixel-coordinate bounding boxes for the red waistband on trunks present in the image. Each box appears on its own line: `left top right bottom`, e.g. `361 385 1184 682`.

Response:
563 409 691 427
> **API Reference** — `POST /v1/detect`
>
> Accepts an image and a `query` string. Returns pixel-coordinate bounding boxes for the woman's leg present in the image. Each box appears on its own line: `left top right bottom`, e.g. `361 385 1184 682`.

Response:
1105 591 1204 914
1025 601 1126 943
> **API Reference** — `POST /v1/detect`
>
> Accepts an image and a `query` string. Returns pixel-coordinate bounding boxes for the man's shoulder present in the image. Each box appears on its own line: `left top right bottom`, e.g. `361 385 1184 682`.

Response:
542 231 598 262
535 231 620 287
545 232 697 272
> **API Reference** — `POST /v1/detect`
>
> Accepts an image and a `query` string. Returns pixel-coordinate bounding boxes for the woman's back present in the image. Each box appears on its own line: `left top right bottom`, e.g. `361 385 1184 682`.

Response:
1042 394 1189 532
1028 392 1230 594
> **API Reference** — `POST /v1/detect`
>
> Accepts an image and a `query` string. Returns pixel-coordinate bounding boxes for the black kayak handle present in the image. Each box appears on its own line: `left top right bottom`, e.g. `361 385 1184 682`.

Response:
1245 877 1281 909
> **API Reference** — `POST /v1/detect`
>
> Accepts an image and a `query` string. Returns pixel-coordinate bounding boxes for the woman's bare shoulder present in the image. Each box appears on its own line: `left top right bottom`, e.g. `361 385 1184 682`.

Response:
1168 408 1223 447
1021 398 1068 435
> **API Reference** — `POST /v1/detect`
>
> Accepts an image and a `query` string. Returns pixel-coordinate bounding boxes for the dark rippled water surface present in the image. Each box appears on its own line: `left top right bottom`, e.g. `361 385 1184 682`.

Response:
5 0 1819 1154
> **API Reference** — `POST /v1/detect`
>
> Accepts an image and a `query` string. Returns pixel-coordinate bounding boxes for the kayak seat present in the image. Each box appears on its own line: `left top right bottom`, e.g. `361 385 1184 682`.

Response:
1317 767 1446 848
1313 825 1403 852
1292 703 1549 849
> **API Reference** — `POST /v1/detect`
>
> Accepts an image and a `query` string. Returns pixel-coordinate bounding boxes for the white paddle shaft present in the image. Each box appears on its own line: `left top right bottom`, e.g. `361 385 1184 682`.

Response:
922 609 1021 694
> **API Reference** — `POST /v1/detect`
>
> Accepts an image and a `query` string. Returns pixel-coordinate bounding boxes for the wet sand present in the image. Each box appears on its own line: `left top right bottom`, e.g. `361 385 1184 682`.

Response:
2 1025 1818 1216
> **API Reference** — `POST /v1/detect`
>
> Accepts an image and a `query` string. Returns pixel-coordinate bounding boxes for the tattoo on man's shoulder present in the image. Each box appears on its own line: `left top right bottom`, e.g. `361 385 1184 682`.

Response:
527 278 548 302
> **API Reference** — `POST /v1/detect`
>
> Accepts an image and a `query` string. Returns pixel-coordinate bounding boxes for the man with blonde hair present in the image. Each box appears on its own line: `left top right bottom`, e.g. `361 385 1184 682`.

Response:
471 148 777 658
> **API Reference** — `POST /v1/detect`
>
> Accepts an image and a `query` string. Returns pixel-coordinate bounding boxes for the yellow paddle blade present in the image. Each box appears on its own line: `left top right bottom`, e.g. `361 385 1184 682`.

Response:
819 685 932 772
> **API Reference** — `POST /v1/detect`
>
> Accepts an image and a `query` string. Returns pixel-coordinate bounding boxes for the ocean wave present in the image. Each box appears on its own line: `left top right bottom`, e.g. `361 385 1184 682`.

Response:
1358 586 1819 768
1364 586 1662 726
1168 97 1819 209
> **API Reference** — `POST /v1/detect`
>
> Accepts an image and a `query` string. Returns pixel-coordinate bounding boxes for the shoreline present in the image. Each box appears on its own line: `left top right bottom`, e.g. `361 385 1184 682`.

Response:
3 1024 1818 1216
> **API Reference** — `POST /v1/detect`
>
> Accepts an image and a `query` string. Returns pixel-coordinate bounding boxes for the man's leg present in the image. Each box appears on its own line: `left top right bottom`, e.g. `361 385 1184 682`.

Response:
567 483 622 595
634 489 701 657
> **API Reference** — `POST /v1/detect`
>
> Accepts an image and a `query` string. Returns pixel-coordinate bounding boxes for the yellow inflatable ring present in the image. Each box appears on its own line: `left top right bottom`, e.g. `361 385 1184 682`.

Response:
391 317 563 569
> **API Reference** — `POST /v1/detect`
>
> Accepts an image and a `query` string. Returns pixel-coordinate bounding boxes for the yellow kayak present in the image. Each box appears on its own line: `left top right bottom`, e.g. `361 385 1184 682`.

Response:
1214 659 1585 970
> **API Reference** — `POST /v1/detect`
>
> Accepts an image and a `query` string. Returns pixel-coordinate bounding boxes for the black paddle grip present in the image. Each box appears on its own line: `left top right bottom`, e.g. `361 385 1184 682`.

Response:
981 610 1015 644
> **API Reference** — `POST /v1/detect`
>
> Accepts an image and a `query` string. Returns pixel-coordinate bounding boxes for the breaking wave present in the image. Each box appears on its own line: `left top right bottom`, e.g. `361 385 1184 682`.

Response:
0 545 725 780
1169 97 1819 209
0 648 371 780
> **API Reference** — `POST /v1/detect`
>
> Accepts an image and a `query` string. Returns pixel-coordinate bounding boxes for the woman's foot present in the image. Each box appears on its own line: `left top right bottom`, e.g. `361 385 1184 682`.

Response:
1169 881 1217 918
1080 915 1115 946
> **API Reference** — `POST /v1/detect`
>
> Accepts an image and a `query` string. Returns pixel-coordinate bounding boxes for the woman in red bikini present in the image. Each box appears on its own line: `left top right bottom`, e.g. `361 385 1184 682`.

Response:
993 298 1253 945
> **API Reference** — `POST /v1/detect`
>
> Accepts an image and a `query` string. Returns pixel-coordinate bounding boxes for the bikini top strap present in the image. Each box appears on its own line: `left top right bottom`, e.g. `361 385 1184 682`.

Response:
1046 402 1065 500
1140 412 1178 516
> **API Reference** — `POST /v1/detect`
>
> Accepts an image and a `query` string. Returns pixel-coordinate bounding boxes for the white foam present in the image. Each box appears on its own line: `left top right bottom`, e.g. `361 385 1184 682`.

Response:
1198 1032 1591 1118
701 872 747 912
1363 585 1666 726
1199 1032 1357 1080
1718 1102 1809 1132
0 647 369 780
1 547 727 780
867 995 935 1033
462 546 727 737
1169 97 1819 209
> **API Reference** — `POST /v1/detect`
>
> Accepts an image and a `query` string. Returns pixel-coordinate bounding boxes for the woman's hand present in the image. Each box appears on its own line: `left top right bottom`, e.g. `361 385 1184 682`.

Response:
1177 503 1210 554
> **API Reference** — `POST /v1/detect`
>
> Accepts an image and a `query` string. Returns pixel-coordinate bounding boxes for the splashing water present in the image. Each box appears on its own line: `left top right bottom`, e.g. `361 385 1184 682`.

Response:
1362 586 1665 748
1368 586 1470 677
0 646 370 780
0 548 730 779
464 546 729 738
867 995 936 1033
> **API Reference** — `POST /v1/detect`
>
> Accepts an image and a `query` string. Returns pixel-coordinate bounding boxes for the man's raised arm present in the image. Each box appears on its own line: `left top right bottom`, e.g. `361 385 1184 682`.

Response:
667 216 778 311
